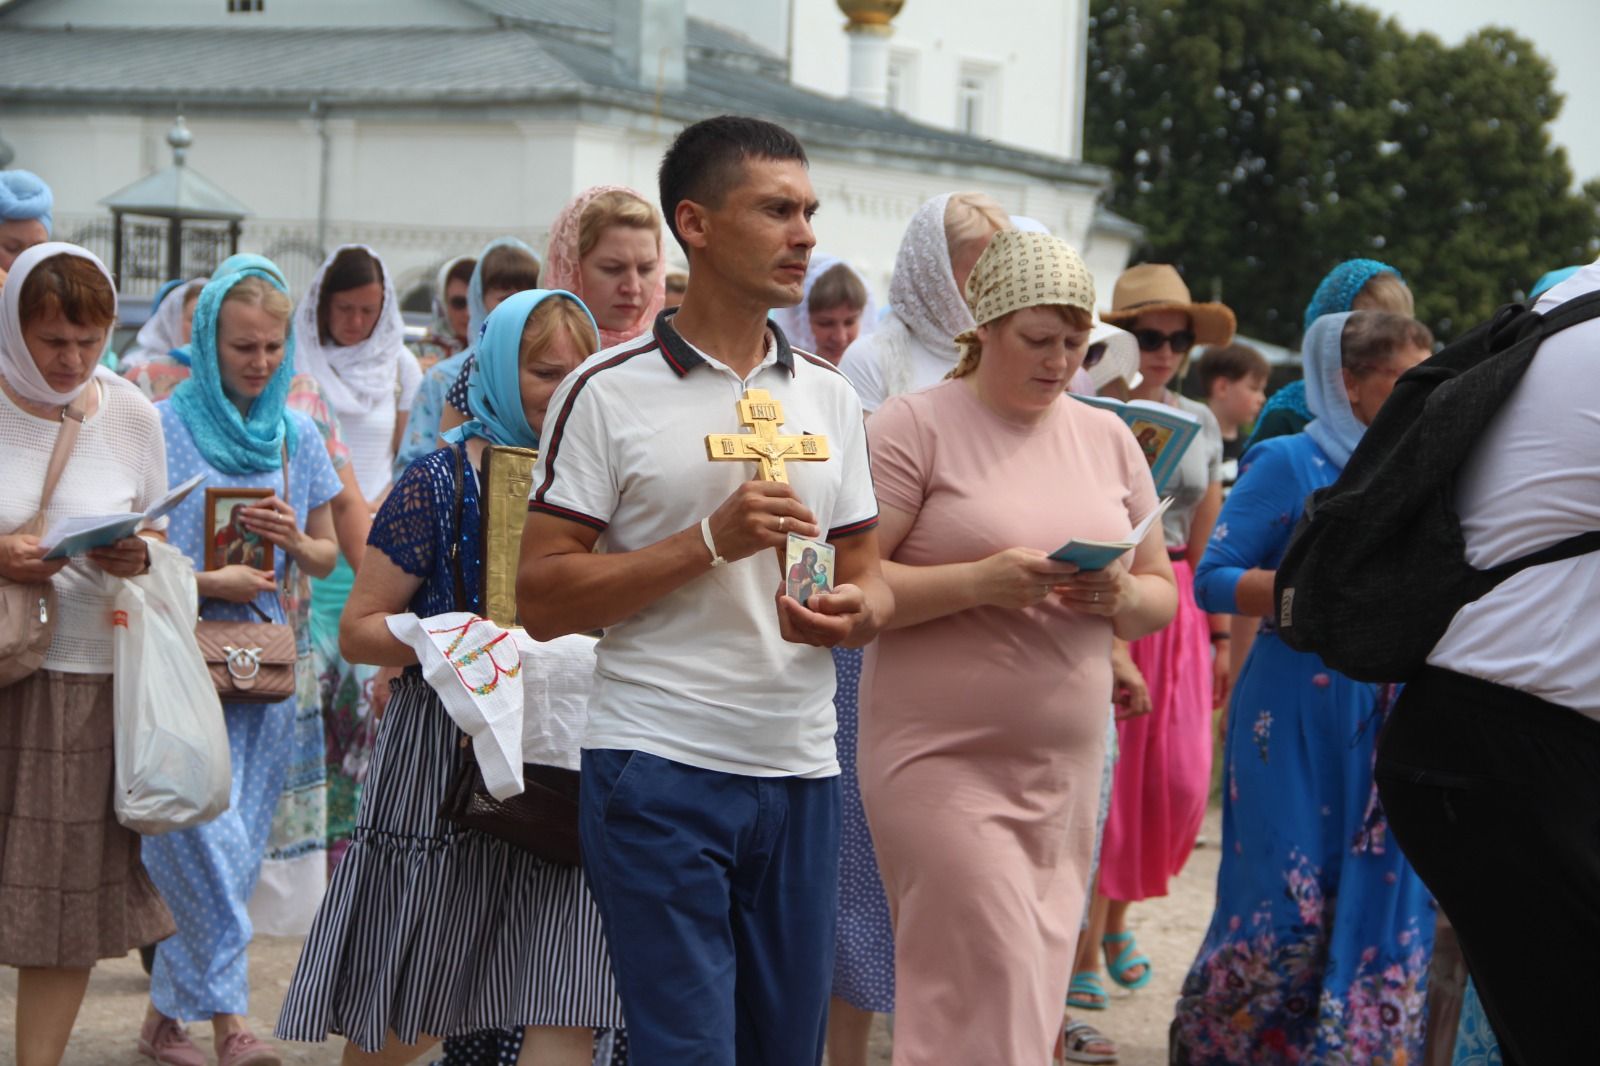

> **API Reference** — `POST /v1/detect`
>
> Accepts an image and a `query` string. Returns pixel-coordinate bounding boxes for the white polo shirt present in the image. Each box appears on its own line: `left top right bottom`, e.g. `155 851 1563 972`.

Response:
530 310 879 777
1429 256 1600 720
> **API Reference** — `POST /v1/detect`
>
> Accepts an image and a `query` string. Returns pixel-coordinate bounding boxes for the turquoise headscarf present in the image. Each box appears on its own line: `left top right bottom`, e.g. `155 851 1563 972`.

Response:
214 254 288 289
1530 266 1582 302
169 266 300 475
1302 259 1404 333
443 289 594 450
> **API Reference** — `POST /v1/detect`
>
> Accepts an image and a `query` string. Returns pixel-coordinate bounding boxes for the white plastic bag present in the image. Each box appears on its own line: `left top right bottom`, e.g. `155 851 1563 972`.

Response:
111 540 231 834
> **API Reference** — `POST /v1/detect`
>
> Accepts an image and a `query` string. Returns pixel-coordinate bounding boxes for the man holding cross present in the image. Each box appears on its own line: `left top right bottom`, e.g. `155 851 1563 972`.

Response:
520 116 890 1064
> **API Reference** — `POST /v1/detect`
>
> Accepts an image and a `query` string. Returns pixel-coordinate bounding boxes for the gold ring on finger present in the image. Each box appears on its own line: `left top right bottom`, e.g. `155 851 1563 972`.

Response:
779 517 788 533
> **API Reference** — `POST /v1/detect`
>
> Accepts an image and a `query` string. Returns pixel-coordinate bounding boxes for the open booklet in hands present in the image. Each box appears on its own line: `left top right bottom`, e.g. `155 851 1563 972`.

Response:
1049 497 1174 572
1070 394 1201 496
41 472 207 560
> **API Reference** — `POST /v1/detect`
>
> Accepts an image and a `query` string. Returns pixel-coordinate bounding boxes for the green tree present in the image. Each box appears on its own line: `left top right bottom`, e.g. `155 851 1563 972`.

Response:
1085 0 1599 346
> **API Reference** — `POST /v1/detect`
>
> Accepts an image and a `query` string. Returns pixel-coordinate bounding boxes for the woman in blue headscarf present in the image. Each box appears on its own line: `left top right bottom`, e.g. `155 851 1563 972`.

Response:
395 237 540 476
0 169 52 273
1248 259 1415 450
278 290 624 1065
1172 310 1437 1064
139 267 343 1066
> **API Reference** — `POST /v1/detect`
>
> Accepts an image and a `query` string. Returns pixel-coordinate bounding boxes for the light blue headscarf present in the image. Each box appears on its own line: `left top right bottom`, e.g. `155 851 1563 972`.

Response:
213 253 288 289
465 236 537 345
395 237 540 474
1302 259 1404 334
1530 265 1582 302
0 170 52 235
443 289 594 450
169 265 300 475
151 278 186 311
1301 311 1365 468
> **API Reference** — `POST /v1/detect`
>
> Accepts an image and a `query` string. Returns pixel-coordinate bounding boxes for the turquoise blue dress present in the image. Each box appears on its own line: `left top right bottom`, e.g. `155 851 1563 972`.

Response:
1453 981 1503 1065
1173 433 1434 1064
143 404 340 1020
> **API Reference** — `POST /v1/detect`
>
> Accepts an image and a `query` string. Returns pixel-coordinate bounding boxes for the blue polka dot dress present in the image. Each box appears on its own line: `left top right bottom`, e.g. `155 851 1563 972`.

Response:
143 405 343 1020
831 645 895 1013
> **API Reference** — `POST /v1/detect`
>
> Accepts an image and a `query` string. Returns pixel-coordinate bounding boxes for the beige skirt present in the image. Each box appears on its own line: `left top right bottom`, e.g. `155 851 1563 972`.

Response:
0 669 175 968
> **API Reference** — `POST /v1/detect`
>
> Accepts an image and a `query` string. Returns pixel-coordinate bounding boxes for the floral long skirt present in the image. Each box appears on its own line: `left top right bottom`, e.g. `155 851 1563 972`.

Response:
1173 630 1434 1065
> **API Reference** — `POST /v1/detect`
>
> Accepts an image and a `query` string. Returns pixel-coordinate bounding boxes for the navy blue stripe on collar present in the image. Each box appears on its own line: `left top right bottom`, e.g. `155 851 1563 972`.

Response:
652 307 796 378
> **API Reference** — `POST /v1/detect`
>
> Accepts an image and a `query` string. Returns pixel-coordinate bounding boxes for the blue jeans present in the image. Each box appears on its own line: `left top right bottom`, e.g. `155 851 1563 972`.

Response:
580 748 841 1066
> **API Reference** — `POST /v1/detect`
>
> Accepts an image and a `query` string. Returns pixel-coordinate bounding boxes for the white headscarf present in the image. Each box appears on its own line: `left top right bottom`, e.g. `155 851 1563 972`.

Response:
877 193 977 398
770 254 879 354
0 242 118 408
122 276 207 369
293 243 409 417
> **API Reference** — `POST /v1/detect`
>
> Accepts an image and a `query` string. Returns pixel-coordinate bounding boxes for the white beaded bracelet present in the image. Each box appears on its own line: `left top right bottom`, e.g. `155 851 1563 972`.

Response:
700 516 727 568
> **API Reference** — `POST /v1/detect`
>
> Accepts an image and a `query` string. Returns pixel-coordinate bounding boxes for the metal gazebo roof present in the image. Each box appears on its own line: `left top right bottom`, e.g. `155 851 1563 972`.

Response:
98 117 250 221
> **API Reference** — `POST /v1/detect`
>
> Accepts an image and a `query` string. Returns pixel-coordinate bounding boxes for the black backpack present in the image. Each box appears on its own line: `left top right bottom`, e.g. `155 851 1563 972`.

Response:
1274 290 1600 683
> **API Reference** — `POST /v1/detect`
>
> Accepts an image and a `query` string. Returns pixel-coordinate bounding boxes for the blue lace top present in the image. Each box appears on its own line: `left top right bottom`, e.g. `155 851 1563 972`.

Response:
368 443 484 617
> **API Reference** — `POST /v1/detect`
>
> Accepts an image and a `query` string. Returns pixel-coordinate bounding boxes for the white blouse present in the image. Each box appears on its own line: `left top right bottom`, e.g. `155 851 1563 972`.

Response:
0 372 168 673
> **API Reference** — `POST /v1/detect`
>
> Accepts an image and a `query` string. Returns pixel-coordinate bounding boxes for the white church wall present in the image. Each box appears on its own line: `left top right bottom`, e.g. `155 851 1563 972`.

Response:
7 107 1102 311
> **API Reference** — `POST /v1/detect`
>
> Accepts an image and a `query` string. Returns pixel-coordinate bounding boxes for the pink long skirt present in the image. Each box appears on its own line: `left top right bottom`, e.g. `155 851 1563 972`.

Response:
1099 557 1213 902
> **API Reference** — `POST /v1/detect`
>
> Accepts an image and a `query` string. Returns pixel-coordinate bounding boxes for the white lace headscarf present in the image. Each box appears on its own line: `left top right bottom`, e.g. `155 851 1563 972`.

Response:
878 193 981 398
293 244 409 417
770 254 879 354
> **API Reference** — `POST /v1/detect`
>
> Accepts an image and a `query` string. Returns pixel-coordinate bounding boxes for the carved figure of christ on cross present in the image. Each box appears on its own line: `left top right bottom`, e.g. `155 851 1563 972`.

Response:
705 388 830 484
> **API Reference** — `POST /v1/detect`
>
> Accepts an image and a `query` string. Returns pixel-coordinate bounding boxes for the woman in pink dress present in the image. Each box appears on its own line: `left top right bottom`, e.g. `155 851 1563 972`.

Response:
859 231 1178 1065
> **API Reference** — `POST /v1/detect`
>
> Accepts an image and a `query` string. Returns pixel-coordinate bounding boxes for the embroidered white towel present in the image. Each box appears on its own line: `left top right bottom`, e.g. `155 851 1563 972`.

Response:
387 612 525 799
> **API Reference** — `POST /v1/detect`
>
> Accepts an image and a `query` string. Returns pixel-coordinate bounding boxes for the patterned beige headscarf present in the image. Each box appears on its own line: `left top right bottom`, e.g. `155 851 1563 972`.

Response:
949 230 1096 379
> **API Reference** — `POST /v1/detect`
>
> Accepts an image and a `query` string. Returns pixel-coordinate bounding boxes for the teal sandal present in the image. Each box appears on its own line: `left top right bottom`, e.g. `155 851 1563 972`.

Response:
1066 970 1108 1011
1102 931 1153 991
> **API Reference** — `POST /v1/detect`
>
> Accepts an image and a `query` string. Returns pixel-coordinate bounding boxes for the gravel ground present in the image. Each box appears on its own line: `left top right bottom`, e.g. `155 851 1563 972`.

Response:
2 807 1221 1066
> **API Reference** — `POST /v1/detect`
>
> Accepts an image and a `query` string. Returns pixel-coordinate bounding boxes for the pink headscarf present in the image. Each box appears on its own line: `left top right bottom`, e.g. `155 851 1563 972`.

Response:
542 185 667 350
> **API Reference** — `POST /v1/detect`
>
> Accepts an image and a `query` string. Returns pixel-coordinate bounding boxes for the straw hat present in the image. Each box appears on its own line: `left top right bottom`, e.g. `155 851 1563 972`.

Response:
1101 263 1236 346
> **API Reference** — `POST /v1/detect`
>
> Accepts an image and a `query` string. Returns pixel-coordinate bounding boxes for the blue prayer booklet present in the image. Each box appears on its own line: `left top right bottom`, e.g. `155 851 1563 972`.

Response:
41 472 207 559
1050 497 1173 571
1070 394 1201 496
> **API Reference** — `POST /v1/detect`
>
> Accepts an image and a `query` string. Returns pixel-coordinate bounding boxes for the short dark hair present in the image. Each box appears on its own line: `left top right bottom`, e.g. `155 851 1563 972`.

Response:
479 243 541 295
1341 311 1434 377
1195 342 1270 396
658 115 809 254
808 262 867 314
445 256 477 288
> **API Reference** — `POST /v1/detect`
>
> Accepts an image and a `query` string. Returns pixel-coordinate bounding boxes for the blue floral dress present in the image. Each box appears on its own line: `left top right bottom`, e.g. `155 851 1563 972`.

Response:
1174 433 1434 1064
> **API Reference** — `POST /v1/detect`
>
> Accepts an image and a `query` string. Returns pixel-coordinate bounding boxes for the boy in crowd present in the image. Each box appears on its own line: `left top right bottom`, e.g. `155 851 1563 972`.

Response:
1193 342 1270 488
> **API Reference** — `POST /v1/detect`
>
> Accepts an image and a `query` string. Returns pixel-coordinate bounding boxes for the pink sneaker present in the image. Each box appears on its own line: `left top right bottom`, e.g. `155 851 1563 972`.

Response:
138 1014 206 1066
216 1029 284 1066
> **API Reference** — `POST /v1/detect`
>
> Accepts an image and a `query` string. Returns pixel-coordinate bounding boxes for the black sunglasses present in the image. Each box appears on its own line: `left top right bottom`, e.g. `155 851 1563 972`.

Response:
447 295 469 311
1134 328 1195 354
1083 341 1107 369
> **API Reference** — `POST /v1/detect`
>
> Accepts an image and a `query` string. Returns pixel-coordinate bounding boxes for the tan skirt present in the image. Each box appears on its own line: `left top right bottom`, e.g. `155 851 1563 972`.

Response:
0 669 174 968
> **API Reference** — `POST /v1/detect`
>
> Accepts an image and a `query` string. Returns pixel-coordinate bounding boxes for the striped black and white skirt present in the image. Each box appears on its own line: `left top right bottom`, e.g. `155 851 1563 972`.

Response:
276 672 623 1052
